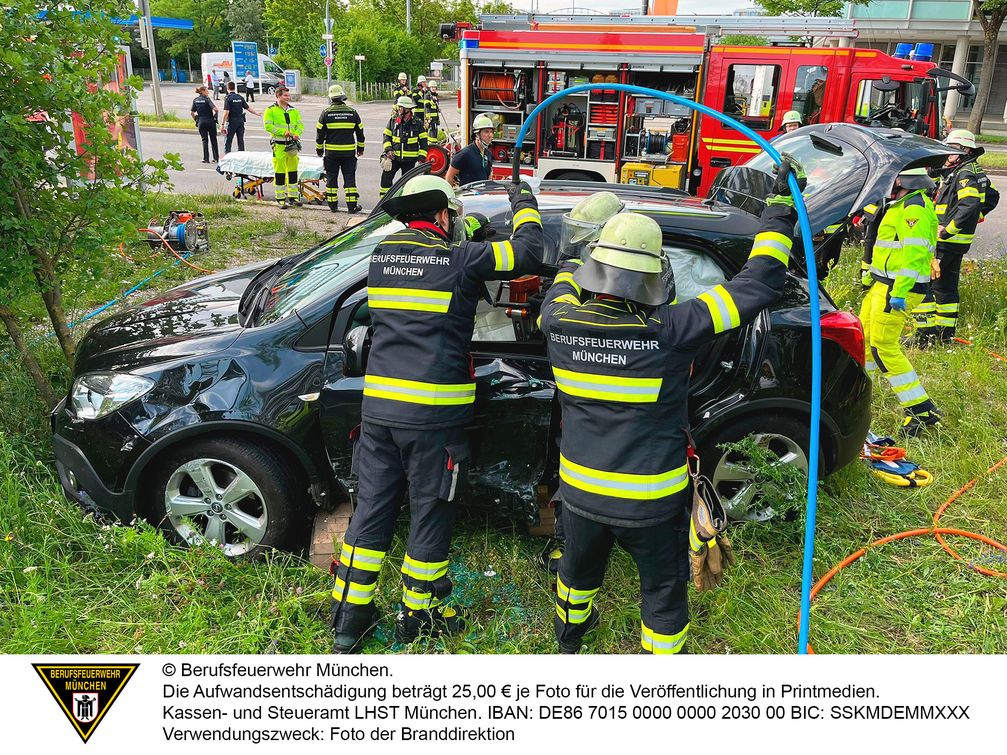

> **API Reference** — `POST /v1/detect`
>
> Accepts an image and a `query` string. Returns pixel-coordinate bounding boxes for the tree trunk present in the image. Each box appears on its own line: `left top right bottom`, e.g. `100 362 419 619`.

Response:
968 11 1006 134
0 307 58 408
32 262 75 368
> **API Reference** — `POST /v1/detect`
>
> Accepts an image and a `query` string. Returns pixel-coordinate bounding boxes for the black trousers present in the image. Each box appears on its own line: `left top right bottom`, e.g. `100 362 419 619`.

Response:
198 122 219 161
323 153 359 209
246 87 255 102
224 121 245 153
556 506 690 654
916 245 965 339
380 157 417 196
331 422 469 635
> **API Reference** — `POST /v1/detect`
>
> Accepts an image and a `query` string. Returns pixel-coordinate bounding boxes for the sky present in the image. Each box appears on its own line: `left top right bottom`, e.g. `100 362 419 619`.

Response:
502 0 751 15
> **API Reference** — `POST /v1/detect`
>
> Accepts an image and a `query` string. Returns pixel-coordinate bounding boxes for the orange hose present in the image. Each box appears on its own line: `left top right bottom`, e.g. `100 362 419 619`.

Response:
118 241 133 262
801 454 1007 653
138 227 214 274
953 336 1007 363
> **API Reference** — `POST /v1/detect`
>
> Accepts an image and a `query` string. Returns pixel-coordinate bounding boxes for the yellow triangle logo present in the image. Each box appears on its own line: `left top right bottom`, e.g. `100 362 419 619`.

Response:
33 663 139 743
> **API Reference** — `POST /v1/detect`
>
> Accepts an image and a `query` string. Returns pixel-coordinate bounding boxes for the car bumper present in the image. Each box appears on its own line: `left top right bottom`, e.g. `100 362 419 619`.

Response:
51 399 150 521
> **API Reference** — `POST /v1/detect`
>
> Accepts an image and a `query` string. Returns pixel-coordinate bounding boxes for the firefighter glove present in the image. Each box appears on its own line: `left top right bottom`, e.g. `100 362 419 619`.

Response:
507 181 534 203
689 477 735 591
316 148 324 157
771 153 808 196
889 296 907 312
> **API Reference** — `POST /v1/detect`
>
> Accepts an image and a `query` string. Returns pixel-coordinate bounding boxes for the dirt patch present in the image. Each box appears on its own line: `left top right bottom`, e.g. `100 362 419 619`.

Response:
224 201 365 265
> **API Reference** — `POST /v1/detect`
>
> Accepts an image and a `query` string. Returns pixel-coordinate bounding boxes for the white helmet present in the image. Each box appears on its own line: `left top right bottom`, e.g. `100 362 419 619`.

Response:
417 75 427 85
473 114 494 132
945 129 977 150
398 72 408 82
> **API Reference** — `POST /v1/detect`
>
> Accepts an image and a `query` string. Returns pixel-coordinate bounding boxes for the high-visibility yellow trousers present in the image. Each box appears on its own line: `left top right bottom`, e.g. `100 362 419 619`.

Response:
860 283 934 414
271 143 299 199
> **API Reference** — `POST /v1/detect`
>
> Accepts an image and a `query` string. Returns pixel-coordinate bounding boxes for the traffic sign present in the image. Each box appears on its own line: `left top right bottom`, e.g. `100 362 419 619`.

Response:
232 41 259 78
320 44 327 57
324 57 333 67
269 47 277 56
322 33 334 40
354 55 366 61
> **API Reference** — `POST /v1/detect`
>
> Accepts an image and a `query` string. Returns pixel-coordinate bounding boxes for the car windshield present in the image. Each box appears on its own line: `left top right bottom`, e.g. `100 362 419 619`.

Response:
744 133 864 202
258 214 404 325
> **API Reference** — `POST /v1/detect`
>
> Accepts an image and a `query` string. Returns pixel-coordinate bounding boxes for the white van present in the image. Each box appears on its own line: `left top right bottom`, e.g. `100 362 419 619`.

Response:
200 52 285 95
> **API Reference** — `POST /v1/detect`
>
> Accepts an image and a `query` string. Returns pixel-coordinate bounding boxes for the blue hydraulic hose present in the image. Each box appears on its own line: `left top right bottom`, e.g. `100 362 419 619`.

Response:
512 84 821 654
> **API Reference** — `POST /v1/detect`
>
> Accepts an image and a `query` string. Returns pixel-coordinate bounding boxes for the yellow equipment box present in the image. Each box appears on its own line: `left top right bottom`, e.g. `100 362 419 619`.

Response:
652 164 683 189
621 162 653 185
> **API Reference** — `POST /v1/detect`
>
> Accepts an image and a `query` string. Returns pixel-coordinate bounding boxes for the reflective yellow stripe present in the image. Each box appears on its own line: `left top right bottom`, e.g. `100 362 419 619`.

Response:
942 233 974 244
553 270 581 295
641 622 689 654
553 366 662 404
946 221 960 234
339 544 386 572
864 204 878 215
935 204 948 215
556 604 594 623
368 286 452 313
401 554 449 581
492 240 515 272
513 208 542 229
402 586 439 610
957 187 980 199
556 577 599 604
552 293 580 306
697 285 741 334
689 519 709 552
749 231 792 266
364 375 476 405
559 454 689 500
331 577 377 605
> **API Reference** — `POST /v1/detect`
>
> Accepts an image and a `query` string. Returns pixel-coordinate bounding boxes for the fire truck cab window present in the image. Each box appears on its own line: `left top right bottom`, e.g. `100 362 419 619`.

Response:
853 79 928 133
724 64 781 130
793 66 828 124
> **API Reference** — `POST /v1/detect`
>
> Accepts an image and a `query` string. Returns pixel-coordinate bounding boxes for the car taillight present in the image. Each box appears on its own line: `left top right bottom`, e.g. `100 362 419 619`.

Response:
821 310 865 368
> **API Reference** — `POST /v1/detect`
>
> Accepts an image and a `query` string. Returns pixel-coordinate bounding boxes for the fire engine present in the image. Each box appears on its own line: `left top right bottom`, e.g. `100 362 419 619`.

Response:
445 14 973 196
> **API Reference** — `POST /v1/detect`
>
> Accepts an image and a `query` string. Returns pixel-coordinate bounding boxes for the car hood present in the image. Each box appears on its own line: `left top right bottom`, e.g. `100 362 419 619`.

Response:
708 124 961 235
73 259 277 375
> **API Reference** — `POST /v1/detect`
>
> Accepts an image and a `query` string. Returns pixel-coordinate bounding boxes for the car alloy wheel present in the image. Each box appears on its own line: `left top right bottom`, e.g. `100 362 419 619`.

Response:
710 432 809 522
164 457 268 557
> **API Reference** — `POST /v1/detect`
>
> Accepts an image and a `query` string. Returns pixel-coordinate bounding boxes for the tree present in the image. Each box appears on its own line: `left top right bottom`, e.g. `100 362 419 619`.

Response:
263 0 331 76
0 3 176 404
968 0 1007 134
720 35 770 46
227 0 267 47
755 0 866 16
151 0 231 59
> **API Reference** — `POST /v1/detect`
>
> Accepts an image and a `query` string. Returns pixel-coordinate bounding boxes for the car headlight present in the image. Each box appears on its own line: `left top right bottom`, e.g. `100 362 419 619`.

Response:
70 372 155 420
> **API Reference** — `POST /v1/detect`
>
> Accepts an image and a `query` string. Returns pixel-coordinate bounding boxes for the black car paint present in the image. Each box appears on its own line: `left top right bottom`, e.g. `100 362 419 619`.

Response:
53 183 870 527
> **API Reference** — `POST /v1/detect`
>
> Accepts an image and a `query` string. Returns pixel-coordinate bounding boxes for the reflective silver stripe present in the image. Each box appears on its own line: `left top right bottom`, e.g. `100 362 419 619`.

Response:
887 371 920 388
897 385 928 403
896 269 930 283
873 240 901 249
903 237 936 252
865 361 878 372
559 455 689 499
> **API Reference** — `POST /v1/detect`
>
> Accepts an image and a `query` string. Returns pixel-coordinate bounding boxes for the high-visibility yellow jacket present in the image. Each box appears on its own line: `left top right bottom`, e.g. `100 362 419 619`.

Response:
869 190 938 299
263 104 303 144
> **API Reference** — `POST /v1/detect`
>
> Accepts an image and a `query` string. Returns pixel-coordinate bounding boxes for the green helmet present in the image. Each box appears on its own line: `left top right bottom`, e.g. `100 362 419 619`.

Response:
396 95 416 109
554 191 625 264
782 110 802 127
573 213 670 306
328 84 346 100
473 114 494 132
945 128 976 150
895 167 935 193
383 174 461 220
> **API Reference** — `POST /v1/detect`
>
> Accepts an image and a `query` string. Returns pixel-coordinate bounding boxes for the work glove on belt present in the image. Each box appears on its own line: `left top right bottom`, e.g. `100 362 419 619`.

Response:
688 472 736 591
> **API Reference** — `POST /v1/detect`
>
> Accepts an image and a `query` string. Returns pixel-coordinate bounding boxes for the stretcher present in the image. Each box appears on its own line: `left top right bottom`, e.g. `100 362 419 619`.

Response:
216 151 327 204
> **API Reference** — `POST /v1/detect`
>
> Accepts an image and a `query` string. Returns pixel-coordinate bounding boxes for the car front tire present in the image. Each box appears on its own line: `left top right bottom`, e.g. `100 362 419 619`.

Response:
144 437 298 558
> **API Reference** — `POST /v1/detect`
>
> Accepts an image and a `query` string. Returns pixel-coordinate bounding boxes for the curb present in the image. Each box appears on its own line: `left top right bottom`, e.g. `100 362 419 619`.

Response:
141 125 196 133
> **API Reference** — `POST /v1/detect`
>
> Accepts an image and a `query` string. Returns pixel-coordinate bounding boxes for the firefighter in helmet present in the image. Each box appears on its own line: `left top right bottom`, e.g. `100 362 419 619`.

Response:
780 110 803 134
316 85 365 214
539 158 806 654
329 176 544 652
391 72 410 115
445 114 495 187
912 129 998 345
862 167 941 436
380 96 428 198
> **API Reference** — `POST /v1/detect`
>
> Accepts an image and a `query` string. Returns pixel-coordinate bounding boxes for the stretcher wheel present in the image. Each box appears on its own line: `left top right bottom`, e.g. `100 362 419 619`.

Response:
426 145 449 176
232 188 242 199
225 172 234 180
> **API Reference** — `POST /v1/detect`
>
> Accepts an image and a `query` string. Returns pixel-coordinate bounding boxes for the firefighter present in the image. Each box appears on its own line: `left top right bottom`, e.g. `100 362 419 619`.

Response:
379 96 428 199
329 176 544 653
539 158 805 654
263 86 304 208
425 80 441 139
861 168 941 436
316 85 365 214
445 115 494 187
780 110 802 134
392 72 411 115
912 129 992 345
412 75 429 123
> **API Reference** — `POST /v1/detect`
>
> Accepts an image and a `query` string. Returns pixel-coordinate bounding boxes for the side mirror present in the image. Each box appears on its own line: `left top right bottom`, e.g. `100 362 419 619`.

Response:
342 325 372 378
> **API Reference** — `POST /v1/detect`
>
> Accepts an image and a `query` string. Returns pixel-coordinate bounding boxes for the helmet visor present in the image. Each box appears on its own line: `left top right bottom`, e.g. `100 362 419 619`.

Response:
555 213 604 266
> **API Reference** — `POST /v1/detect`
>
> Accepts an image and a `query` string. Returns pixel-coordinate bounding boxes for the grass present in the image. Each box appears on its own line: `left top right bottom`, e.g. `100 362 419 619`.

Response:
2 201 1007 654
977 134 1007 145
978 151 1007 171
138 111 195 130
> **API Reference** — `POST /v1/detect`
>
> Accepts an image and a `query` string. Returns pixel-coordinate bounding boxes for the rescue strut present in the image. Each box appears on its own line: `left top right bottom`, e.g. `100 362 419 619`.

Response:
513 84 822 653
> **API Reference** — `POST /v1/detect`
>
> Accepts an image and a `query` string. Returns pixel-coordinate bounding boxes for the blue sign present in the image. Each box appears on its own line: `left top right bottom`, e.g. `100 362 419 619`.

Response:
231 41 259 78
319 44 327 58
269 47 277 56
285 71 297 88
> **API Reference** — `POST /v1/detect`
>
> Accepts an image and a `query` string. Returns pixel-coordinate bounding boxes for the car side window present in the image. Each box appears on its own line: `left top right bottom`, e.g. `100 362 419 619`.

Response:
665 244 728 302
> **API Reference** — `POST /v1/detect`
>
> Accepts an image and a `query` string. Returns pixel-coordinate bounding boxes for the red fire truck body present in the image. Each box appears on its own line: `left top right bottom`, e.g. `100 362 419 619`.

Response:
457 16 949 195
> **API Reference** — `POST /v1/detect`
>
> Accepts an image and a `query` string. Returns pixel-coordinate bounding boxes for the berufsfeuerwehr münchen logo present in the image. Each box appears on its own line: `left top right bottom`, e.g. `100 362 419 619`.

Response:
33 663 139 743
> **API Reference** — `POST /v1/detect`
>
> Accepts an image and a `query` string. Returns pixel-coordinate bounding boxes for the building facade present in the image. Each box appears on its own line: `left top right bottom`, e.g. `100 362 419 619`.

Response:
845 0 1007 127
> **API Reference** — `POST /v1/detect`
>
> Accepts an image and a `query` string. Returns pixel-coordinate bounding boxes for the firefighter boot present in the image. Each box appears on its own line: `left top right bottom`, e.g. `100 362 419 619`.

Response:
901 406 942 437
395 605 467 644
329 601 380 654
557 606 599 654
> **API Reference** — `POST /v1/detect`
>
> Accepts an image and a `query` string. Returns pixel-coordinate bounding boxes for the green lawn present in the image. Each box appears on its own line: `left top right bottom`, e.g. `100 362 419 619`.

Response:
978 151 1007 171
2 200 1006 654
138 112 195 130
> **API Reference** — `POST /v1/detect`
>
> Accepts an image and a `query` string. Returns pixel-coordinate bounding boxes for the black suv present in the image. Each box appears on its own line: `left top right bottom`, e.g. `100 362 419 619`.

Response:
52 125 956 556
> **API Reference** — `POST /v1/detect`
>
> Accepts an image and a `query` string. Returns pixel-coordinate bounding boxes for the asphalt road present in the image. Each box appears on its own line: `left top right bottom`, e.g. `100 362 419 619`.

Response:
135 84 1007 256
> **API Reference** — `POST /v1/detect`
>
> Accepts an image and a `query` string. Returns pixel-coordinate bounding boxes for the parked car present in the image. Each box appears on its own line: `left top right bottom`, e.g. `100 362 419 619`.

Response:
52 125 957 556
